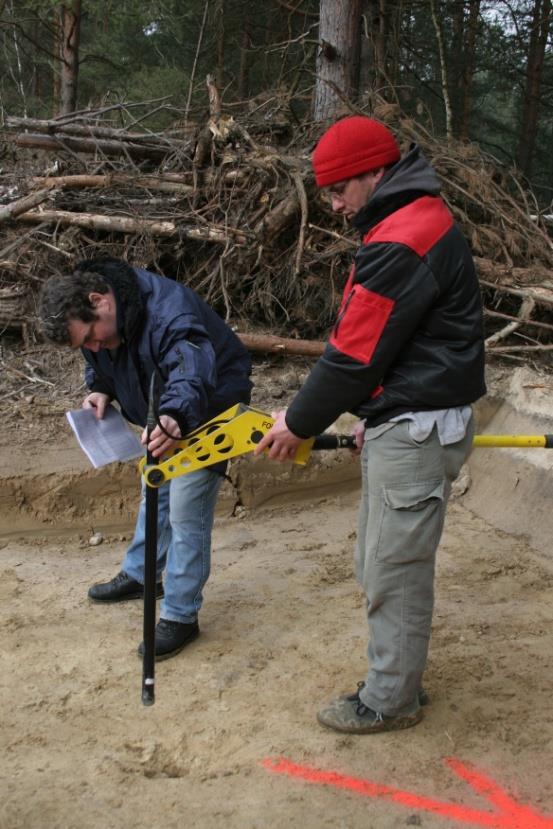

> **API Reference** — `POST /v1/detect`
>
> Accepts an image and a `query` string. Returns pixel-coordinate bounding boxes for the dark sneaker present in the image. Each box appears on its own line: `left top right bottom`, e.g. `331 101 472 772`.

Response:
318 686 423 734
88 571 163 603
138 618 200 661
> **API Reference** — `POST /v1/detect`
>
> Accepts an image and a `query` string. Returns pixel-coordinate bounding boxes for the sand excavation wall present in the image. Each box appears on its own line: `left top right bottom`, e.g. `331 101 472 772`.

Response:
464 367 553 559
2 368 553 559
0 413 362 541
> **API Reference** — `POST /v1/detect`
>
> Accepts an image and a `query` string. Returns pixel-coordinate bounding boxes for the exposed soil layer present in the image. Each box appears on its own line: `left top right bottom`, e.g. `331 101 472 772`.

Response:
1 360 553 828
1 494 553 829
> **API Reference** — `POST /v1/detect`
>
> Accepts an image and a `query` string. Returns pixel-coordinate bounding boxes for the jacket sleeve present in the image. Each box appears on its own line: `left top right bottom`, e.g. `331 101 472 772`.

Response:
285 242 439 437
84 356 115 399
151 312 217 433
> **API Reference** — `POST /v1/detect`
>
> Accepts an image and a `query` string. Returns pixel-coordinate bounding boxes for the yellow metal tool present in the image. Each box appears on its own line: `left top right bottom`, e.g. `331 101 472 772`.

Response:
140 404 553 488
141 403 315 488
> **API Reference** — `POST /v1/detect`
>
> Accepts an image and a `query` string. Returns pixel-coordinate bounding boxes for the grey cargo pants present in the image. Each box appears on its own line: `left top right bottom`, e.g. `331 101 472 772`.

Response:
355 416 474 716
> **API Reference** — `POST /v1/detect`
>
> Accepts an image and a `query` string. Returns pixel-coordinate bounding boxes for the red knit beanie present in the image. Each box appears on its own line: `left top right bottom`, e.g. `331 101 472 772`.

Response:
312 116 400 187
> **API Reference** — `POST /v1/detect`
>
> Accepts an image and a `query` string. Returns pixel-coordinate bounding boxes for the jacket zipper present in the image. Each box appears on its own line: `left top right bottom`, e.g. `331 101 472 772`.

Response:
333 288 355 338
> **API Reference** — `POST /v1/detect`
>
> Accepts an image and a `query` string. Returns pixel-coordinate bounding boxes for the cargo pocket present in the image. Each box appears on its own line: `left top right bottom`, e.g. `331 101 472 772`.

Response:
374 480 446 564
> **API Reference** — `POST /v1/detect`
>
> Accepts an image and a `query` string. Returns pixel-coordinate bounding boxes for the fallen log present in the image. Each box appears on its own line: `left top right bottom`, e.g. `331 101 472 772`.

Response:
236 332 325 357
0 188 57 223
32 174 194 195
17 208 248 245
13 133 171 162
5 115 183 147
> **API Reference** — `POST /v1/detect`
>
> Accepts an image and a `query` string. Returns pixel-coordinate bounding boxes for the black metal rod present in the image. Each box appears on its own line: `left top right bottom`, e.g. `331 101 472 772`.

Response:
142 376 159 706
312 433 356 450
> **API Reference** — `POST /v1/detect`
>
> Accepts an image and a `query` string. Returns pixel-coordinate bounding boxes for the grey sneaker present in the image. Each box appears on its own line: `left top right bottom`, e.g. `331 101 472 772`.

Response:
318 687 423 734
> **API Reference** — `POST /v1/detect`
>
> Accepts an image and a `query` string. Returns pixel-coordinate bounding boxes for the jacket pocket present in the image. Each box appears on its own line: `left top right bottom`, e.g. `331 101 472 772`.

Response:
329 284 395 364
374 480 446 564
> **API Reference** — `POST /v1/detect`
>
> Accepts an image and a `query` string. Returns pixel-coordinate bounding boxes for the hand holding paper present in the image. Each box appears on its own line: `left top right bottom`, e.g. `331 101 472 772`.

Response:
66 405 144 468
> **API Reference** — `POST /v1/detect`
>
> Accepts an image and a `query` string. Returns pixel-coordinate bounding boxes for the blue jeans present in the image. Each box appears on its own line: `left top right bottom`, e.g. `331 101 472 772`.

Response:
122 468 222 624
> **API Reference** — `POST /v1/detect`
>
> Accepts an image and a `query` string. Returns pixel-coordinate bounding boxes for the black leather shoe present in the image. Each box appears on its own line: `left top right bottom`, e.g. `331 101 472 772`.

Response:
88 571 163 603
138 618 200 661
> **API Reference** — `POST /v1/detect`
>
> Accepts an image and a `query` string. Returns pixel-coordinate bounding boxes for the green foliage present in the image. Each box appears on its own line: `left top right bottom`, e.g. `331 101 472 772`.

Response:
0 0 551 200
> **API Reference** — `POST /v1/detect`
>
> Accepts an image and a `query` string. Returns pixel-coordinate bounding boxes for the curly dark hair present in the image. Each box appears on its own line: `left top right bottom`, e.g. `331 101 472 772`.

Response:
38 257 135 345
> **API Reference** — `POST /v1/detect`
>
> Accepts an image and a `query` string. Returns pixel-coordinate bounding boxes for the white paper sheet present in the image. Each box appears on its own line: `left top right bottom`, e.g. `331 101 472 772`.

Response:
66 405 144 468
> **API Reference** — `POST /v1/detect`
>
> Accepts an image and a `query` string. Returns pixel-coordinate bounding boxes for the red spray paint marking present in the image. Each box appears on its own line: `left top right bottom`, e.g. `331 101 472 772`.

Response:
262 756 553 829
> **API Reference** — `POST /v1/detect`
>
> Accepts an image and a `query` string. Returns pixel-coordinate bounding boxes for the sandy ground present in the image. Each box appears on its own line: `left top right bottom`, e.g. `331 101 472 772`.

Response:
1 355 553 828
1 477 553 829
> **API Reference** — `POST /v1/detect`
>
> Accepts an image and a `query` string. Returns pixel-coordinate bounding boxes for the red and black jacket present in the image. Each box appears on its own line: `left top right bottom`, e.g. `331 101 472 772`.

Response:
285 144 486 438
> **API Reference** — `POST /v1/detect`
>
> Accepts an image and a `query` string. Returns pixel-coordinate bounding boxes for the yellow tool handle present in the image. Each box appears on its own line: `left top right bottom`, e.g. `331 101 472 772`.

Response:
140 401 553 488
473 434 553 448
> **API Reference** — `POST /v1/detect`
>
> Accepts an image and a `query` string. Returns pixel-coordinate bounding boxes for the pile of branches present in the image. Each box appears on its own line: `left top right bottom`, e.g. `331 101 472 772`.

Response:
1 93 553 364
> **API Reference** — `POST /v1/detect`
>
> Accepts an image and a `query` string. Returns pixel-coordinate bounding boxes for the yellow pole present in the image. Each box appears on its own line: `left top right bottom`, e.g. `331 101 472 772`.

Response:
473 435 553 448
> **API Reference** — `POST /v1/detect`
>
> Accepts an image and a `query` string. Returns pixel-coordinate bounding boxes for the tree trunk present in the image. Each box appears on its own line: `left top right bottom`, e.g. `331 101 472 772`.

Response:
237 24 251 100
516 0 552 176
313 0 362 122
52 9 62 115
430 0 453 141
57 0 82 116
215 0 225 92
450 0 464 136
458 0 480 140
450 0 481 139
366 0 402 96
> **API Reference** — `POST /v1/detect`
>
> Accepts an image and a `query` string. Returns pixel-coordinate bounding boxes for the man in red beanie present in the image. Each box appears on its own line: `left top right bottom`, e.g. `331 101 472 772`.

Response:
255 115 486 734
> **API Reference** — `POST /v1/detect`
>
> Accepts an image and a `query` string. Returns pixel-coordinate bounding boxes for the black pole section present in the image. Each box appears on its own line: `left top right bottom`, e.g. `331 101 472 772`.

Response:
142 375 159 706
312 433 356 450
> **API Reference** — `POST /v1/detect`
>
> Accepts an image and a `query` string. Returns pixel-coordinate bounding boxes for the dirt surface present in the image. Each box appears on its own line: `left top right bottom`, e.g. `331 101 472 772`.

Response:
1 351 553 828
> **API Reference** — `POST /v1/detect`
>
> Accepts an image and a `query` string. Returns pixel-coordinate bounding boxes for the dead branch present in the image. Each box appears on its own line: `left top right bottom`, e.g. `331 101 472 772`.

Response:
237 332 325 357
32 174 194 195
480 278 553 308
484 307 553 333
487 344 553 353
12 133 171 161
16 208 248 244
292 171 308 276
0 188 57 223
257 192 300 241
485 296 536 347
2 96 553 369
5 116 183 147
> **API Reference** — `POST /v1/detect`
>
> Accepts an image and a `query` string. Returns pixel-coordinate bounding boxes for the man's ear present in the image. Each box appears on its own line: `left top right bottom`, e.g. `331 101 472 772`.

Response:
88 291 109 309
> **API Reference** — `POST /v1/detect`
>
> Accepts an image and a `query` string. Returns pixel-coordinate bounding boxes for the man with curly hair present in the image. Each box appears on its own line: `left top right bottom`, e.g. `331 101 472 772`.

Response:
40 258 252 660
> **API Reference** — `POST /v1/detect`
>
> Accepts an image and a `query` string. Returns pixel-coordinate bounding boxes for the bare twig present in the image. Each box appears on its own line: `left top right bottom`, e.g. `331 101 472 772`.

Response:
485 296 536 346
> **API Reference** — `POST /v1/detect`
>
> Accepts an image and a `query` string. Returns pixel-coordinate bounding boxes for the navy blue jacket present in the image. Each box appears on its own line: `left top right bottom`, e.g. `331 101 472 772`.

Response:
83 267 252 432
